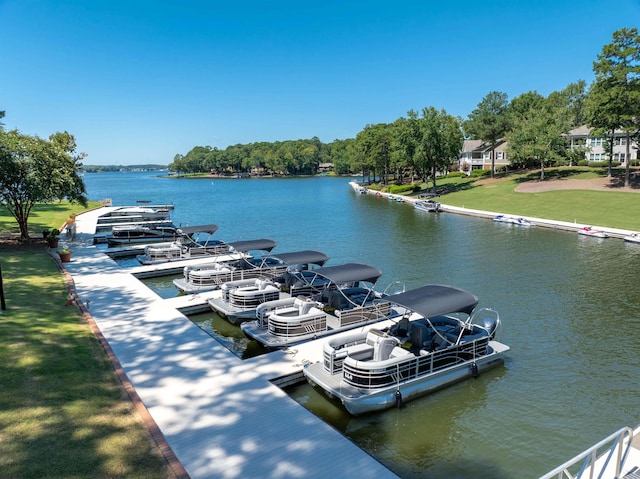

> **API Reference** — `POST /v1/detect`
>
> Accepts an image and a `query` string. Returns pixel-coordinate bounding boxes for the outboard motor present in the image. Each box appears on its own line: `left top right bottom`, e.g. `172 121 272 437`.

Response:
471 307 501 340
482 317 499 339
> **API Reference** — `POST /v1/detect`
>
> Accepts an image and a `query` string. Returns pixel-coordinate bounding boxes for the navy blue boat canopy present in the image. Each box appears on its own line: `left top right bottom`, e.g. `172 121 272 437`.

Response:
178 224 219 235
228 238 277 253
389 284 479 317
268 250 330 267
311 263 383 284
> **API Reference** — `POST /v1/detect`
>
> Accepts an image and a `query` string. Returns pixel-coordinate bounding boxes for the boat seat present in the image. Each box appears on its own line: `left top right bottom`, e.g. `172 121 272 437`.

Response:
409 323 432 350
299 300 316 315
274 306 298 317
346 343 374 361
389 346 412 359
366 330 398 361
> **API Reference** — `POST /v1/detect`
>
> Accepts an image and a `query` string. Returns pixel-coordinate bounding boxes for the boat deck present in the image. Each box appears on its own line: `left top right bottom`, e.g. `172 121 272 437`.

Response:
56 208 398 479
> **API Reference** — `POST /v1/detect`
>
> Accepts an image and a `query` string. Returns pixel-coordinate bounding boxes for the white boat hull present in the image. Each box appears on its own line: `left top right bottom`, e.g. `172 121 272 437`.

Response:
304 341 508 415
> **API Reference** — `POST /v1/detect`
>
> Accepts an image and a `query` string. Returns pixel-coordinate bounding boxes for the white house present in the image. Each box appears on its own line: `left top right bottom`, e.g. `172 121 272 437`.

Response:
459 126 638 173
568 125 639 164
459 139 510 174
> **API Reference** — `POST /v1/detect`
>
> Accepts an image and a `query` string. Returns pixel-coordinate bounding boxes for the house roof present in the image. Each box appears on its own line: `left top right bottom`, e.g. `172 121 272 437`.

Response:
568 125 630 137
568 125 592 136
462 139 483 152
462 139 506 153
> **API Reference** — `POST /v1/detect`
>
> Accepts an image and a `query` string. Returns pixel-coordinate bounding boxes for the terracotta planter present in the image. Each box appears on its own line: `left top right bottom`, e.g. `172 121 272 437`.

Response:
48 238 59 248
58 251 71 263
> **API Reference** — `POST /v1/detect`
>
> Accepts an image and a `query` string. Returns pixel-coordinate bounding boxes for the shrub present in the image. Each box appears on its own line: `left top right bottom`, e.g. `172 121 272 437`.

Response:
577 159 590 167
389 183 420 194
588 161 621 167
446 171 466 178
469 168 491 178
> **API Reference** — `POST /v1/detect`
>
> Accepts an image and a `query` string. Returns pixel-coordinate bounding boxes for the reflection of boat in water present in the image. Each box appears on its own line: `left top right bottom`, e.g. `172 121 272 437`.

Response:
206 250 330 324
242 263 403 349
578 226 608 238
135 225 234 265
303 284 508 415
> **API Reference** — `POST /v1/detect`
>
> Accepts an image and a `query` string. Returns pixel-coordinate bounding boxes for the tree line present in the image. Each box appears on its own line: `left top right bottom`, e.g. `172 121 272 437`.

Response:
1 28 639 240
169 27 640 188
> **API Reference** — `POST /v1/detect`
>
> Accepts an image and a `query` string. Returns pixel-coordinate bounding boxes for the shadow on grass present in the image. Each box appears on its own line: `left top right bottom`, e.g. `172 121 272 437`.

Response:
0 249 168 478
437 179 481 195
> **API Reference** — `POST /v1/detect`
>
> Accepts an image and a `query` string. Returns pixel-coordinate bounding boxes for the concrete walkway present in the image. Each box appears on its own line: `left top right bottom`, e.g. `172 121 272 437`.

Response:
57 209 398 479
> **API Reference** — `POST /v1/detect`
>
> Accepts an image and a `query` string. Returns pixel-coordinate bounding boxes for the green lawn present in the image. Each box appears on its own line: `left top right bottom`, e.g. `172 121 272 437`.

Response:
0 201 104 238
430 167 640 231
0 204 170 478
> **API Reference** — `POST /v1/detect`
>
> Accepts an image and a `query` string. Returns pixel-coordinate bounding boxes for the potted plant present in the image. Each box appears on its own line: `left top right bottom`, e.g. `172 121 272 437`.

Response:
47 228 60 248
57 246 72 263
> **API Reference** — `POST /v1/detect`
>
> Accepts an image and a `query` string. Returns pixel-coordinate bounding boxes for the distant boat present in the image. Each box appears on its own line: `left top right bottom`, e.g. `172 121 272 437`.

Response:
414 199 441 213
493 215 531 226
578 226 608 238
624 232 640 243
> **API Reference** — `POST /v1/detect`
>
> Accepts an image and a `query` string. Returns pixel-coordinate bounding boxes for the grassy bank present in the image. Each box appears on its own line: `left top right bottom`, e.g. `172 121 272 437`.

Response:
0 204 170 478
409 167 640 231
0 200 104 239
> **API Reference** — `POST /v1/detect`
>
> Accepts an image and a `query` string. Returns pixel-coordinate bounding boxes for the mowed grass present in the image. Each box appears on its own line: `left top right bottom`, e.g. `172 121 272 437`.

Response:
0 205 170 477
434 167 640 231
0 201 104 238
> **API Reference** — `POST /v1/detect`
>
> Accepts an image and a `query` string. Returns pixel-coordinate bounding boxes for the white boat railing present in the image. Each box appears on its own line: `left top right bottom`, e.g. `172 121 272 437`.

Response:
539 426 634 479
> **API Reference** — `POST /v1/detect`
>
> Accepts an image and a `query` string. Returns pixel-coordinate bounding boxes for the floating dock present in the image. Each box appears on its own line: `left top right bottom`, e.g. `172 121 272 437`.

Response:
55 207 398 479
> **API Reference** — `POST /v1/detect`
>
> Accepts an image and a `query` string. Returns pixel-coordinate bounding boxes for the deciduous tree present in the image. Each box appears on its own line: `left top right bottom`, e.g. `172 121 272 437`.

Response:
0 129 87 239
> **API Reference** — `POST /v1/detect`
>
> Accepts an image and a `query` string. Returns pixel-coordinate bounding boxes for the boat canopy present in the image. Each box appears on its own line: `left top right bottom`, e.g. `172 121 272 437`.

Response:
228 238 277 253
310 263 383 285
267 250 329 267
389 284 479 317
178 224 219 235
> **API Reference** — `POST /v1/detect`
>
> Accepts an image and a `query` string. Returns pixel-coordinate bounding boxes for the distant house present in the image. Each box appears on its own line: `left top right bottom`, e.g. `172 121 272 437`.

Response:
459 139 510 174
318 162 334 173
568 125 639 164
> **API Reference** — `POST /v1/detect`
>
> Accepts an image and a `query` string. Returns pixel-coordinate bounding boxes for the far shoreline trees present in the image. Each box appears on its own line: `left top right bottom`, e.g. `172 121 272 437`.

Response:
169 28 639 183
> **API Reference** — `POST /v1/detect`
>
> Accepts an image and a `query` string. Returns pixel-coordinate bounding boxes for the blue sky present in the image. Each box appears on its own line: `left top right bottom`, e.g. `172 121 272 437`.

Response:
1 0 639 165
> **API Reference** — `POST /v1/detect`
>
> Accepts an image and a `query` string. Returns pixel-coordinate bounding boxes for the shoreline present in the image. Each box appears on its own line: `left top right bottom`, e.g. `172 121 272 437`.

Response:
348 181 638 239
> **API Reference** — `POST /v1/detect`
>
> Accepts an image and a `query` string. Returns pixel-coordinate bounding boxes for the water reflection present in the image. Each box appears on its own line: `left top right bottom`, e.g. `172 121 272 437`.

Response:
189 311 268 359
82 173 640 478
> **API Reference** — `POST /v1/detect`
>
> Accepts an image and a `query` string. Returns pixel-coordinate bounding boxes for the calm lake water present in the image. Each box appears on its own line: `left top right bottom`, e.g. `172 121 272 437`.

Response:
84 171 640 478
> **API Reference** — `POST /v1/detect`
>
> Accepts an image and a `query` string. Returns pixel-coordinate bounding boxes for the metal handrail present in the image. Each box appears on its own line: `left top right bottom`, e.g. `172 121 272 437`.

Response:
539 426 634 479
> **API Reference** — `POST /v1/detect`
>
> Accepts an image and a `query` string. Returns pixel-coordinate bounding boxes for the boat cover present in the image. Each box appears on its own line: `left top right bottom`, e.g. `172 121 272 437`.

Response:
228 238 277 253
268 250 330 267
179 224 219 235
389 284 479 317
310 263 383 284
